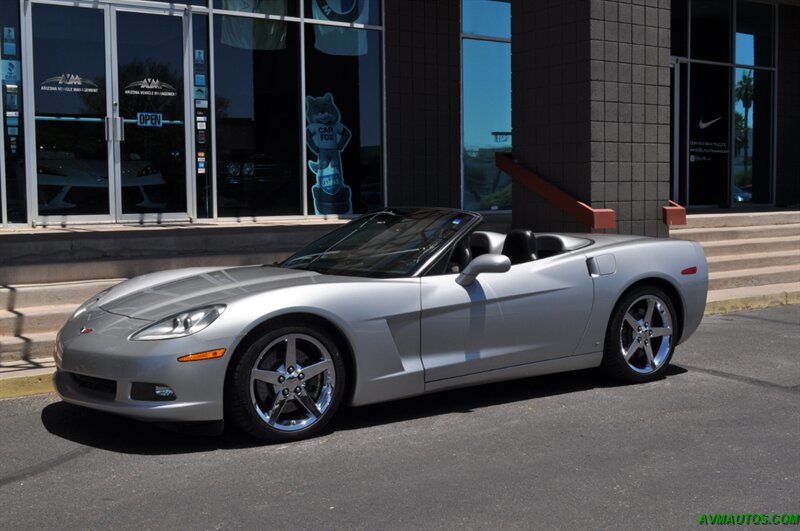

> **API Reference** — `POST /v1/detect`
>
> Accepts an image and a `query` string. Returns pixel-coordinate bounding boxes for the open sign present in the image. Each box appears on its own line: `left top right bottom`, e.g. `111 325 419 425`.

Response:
137 112 162 127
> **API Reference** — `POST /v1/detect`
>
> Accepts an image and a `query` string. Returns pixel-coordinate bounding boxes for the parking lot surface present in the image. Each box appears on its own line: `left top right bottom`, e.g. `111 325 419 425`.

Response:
1 305 798 529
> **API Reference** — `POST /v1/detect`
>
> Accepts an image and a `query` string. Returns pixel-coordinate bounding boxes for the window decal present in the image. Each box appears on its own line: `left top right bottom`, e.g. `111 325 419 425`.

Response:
306 92 352 214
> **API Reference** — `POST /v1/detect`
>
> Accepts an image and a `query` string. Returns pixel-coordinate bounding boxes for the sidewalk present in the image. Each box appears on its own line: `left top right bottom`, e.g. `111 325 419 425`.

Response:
3 292 798 401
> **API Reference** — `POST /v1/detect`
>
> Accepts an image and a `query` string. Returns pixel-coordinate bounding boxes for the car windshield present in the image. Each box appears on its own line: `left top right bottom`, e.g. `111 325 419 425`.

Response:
281 208 480 278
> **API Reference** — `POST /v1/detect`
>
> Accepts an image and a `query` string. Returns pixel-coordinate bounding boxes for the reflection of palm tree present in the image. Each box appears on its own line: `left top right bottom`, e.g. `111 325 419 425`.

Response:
734 111 745 156
735 70 753 171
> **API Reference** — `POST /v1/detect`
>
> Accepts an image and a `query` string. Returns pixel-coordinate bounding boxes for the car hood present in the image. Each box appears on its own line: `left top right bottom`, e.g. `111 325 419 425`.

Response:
99 265 321 321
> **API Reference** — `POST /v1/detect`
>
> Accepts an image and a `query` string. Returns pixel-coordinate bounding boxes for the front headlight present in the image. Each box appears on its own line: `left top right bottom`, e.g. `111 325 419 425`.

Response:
130 305 226 341
71 288 111 319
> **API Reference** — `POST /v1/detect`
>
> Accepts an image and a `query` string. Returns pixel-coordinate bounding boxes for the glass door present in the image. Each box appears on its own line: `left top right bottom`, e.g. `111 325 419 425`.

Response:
31 3 113 220
28 1 190 223
112 7 189 219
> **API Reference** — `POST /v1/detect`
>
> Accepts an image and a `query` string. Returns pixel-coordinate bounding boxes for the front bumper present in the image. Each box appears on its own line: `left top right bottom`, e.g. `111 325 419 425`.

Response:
54 310 231 422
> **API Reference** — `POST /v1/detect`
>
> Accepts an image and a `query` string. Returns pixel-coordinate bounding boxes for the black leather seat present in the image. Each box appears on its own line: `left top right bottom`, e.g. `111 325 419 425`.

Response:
501 229 537 265
469 231 506 257
448 240 473 273
535 234 566 259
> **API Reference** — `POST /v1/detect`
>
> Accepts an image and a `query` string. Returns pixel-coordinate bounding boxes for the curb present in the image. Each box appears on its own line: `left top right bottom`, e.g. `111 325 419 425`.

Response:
1 296 798 401
0 371 55 399
704 290 800 315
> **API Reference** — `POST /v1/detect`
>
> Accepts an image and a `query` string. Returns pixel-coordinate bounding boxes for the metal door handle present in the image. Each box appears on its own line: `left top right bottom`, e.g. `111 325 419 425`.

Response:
115 117 125 142
105 116 112 141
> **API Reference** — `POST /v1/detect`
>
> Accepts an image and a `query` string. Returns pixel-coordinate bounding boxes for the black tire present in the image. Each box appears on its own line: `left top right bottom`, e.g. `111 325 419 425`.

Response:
226 324 346 442
602 285 678 383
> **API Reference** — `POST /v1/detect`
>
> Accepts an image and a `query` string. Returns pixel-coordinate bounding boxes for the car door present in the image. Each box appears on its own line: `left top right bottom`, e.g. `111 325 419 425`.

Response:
419 252 594 382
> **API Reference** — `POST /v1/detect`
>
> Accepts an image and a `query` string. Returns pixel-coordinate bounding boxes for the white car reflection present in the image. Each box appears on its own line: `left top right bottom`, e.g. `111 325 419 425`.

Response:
37 154 166 210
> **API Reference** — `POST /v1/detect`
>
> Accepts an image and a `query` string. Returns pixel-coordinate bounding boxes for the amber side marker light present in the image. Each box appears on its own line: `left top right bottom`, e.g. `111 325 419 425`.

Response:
681 266 698 275
177 348 226 362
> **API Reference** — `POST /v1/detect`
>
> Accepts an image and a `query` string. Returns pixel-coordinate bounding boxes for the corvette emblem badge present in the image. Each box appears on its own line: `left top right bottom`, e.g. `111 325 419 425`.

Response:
80 327 93 334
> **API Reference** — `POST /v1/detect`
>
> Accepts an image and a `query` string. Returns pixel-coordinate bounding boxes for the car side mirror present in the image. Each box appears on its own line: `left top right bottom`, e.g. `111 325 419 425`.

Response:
456 253 511 286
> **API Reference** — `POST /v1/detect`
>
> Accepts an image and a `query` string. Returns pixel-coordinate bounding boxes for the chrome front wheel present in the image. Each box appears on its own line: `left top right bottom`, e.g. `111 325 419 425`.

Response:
250 333 336 432
228 325 345 442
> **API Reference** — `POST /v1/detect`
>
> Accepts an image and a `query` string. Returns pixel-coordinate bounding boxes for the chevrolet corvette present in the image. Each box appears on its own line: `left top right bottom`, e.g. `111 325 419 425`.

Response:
54 207 708 442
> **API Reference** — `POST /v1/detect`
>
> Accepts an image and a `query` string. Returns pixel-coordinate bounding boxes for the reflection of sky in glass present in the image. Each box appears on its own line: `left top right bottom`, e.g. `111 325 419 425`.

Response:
735 32 754 66
462 0 510 39
734 67 753 128
463 39 511 149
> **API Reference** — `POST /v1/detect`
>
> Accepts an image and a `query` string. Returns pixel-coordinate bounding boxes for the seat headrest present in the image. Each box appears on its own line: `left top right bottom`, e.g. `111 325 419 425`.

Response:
469 231 506 256
501 229 537 265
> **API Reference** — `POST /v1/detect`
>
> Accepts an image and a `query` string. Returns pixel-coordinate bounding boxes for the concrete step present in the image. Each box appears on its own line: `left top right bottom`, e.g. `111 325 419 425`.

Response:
0 304 75 336
685 211 800 229
0 279 123 310
671 223 800 242
706 250 800 273
699 236 800 257
0 331 57 362
708 264 800 291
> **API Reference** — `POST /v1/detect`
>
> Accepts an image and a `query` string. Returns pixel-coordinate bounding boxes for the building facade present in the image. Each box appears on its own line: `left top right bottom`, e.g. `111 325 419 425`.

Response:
1 0 798 235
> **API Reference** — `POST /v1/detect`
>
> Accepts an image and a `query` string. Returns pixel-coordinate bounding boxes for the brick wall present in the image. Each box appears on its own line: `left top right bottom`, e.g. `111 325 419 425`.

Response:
512 0 672 237
384 0 462 208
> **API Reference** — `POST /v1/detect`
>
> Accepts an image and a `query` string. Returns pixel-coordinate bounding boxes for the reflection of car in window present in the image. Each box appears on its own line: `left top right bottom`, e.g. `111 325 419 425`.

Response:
733 184 752 203
219 152 293 187
36 151 167 210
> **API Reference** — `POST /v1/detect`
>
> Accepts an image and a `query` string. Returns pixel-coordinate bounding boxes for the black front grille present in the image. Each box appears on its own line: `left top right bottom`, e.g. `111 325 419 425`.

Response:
70 373 117 400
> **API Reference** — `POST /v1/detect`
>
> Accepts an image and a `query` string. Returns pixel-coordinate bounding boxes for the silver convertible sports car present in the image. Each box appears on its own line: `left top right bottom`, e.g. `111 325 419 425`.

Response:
55 208 708 442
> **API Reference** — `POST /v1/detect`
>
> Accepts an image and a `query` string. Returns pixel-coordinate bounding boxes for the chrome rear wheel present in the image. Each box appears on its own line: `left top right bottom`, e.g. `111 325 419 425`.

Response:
603 286 678 382
618 295 673 374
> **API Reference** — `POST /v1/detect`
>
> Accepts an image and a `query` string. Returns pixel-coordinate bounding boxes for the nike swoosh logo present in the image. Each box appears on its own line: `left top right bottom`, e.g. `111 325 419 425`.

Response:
698 116 722 130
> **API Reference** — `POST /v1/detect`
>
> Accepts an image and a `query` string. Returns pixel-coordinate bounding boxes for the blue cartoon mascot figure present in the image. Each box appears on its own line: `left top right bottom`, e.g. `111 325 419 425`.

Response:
306 93 353 215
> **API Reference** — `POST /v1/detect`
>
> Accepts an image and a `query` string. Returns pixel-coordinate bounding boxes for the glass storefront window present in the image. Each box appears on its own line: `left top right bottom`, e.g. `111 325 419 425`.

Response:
677 0 778 208
1 0 26 223
303 0 380 27
214 0 299 18
690 0 731 63
462 0 510 39
303 27 382 215
214 16 302 217
5 0 386 225
142 0 209 5
462 38 511 211
736 1 774 67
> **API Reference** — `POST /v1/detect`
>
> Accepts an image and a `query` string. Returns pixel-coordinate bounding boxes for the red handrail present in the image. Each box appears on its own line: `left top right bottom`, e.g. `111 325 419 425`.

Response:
662 200 687 226
495 152 616 230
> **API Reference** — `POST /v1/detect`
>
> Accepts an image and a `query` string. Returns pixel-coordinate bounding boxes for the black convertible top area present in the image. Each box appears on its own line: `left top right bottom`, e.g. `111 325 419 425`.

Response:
282 207 594 278
281 208 482 278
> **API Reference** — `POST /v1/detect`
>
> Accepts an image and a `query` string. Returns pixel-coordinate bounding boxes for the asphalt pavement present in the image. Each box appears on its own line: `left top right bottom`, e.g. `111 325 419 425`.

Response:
1 305 798 530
